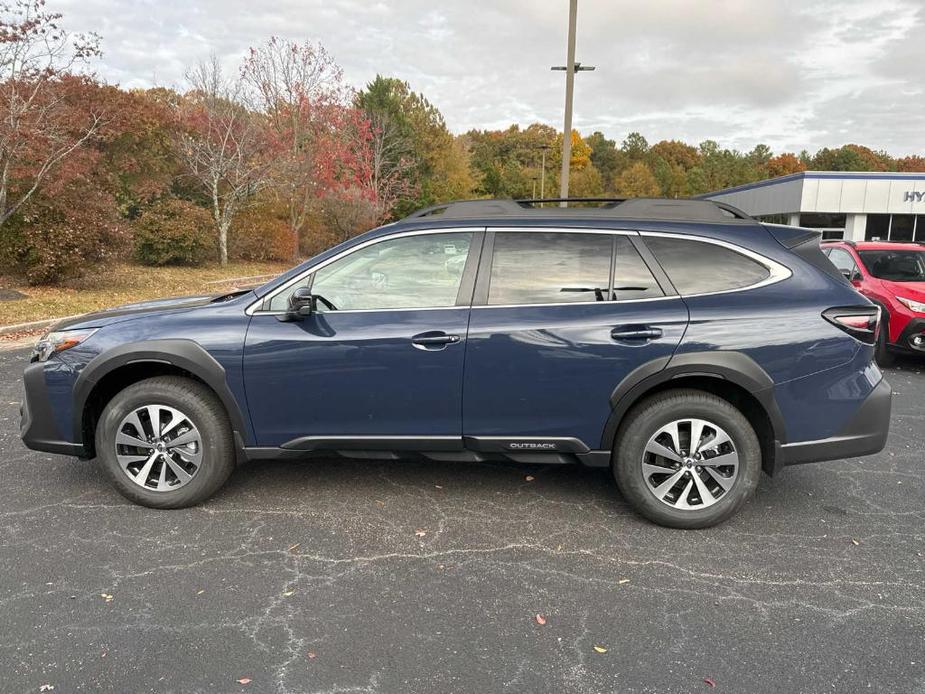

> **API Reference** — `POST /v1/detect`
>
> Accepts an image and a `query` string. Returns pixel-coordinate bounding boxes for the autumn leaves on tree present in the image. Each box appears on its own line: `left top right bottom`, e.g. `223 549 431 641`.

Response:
1 1 923 284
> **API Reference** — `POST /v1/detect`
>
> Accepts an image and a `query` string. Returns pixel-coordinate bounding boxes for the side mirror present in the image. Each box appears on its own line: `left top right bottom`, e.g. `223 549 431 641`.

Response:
285 287 314 320
841 269 862 283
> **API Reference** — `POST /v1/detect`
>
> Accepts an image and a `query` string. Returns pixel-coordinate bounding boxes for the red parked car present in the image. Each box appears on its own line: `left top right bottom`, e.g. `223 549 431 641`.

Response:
822 240 925 365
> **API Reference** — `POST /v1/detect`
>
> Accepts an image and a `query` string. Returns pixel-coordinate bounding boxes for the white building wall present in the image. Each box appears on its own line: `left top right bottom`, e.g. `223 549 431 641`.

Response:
844 214 867 242
800 177 925 214
704 173 925 238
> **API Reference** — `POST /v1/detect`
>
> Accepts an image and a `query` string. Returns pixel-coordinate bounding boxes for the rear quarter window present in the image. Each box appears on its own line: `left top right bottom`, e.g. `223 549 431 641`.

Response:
643 236 770 295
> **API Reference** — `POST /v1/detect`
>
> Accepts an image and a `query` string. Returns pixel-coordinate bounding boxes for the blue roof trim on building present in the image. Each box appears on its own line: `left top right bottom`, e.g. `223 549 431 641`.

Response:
699 171 925 199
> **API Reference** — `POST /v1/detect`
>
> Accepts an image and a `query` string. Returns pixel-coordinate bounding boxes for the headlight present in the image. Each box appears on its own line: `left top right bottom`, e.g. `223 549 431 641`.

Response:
32 329 97 362
896 296 925 313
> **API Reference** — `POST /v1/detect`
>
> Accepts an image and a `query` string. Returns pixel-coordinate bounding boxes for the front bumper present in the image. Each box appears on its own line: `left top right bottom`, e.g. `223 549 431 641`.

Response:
776 376 891 466
894 317 925 353
20 362 86 457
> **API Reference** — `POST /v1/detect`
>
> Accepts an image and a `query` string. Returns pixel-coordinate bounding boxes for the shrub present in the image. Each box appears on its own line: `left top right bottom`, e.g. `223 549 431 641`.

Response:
133 198 214 266
229 203 293 262
0 188 128 285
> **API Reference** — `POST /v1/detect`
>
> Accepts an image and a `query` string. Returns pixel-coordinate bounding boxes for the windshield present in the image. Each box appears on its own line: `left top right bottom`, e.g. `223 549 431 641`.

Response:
858 250 925 282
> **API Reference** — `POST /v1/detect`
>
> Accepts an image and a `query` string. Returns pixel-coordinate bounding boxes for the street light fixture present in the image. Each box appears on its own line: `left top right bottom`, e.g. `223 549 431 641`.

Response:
538 143 551 203
551 0 595 206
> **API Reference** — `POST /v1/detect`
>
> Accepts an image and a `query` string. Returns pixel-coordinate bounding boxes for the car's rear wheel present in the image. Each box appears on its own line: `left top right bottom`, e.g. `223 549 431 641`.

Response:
95 376 235 508
613 389 762 529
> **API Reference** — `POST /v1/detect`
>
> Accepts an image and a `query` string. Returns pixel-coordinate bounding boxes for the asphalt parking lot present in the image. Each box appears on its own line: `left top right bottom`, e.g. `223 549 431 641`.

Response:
1 345 923 694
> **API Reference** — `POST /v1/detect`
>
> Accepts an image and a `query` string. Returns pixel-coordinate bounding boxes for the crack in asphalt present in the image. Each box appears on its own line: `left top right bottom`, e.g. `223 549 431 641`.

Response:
2 347 924 693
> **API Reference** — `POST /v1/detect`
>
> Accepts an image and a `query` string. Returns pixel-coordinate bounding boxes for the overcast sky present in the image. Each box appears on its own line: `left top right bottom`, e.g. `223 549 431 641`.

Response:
60 0 924 156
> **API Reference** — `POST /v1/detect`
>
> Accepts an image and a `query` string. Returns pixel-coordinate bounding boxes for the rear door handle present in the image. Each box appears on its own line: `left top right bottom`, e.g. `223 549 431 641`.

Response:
611 326 663 342
411 332 461 350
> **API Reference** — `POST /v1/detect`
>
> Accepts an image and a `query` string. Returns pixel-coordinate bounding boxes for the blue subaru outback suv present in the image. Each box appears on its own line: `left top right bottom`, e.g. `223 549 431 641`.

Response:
20 198 891 528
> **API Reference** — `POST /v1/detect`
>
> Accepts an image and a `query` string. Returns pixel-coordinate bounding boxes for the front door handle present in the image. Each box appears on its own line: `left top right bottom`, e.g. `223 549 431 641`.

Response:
411 331 461 350
611 326 663 342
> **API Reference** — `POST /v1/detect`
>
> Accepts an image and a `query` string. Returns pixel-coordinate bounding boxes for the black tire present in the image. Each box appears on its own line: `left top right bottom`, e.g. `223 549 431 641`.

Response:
875 323 896 367
95 376 236 508
612 389 762 529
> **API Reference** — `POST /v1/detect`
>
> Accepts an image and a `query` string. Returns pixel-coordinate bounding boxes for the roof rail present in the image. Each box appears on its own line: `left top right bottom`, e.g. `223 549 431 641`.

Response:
520 197 627 207
400 197 754 223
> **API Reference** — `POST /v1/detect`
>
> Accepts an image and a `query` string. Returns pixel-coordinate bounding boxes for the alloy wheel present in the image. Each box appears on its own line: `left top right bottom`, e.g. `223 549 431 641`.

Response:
641 418 739 510
114 404 203 491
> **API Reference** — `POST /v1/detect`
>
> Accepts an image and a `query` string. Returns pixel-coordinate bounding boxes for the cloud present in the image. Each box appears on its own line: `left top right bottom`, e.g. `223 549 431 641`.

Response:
56 0 925 155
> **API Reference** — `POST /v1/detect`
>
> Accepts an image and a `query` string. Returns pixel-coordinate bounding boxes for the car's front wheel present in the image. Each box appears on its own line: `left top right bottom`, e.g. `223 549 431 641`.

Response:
95 376 236 508
874 320 896 367
613 389 762 529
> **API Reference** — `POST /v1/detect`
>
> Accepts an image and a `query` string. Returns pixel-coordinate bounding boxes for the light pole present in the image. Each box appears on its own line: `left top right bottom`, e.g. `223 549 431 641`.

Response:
539 143 551 202
551 0 594 207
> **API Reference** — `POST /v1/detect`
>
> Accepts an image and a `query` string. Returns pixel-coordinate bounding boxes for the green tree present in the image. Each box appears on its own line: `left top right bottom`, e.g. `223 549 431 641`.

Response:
614 161 660 197
585 131 619 183
569 164 604 197
620 132 649 160
356 76 472 217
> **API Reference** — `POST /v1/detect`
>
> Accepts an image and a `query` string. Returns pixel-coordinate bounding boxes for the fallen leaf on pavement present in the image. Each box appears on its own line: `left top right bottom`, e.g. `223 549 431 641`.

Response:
704 677 716 687
593 645 608 653
236 677 252 685
535 614 547 625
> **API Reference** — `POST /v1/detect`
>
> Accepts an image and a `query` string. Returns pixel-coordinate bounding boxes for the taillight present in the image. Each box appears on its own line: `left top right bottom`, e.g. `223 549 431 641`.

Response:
822 307 880 344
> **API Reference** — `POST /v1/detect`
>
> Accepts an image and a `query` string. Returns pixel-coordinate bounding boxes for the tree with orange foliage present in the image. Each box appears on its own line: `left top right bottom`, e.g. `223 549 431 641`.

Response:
614 161 661 198
242 38 373 259
766 153 806 178
897 155 925 172
0 0 103 227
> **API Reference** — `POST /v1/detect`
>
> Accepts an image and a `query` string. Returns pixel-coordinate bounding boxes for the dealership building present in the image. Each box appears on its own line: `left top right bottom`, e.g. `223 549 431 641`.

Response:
701 171 925 242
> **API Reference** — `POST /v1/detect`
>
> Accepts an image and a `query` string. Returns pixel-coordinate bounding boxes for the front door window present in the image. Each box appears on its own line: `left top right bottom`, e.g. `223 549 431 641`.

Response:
310 233 472 311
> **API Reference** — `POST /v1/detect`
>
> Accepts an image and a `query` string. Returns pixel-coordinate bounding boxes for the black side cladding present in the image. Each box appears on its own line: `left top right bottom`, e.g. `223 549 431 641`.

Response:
764 224 849 285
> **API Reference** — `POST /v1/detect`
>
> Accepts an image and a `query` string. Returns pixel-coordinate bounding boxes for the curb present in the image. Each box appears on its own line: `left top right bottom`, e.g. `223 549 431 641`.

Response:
0 315 77 337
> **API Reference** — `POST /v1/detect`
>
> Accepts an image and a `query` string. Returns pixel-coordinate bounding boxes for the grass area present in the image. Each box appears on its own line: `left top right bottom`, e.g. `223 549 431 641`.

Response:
0 261 292 326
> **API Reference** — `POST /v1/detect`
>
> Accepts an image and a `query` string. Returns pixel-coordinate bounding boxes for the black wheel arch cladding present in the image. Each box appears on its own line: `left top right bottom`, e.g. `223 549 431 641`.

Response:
73 339 250 452
601 350 786 450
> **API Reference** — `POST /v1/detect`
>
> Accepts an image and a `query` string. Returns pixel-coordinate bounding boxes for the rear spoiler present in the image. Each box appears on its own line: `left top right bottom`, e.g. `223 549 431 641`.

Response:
762 223 821 249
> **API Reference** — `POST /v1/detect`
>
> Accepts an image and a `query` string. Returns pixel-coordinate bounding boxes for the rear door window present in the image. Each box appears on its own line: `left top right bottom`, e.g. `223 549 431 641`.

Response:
487 232 613 305
643 236 770 295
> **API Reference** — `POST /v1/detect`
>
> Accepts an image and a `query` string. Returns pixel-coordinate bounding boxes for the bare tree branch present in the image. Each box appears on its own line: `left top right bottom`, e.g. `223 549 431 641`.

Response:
0 0 102 226
175 56 272 265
